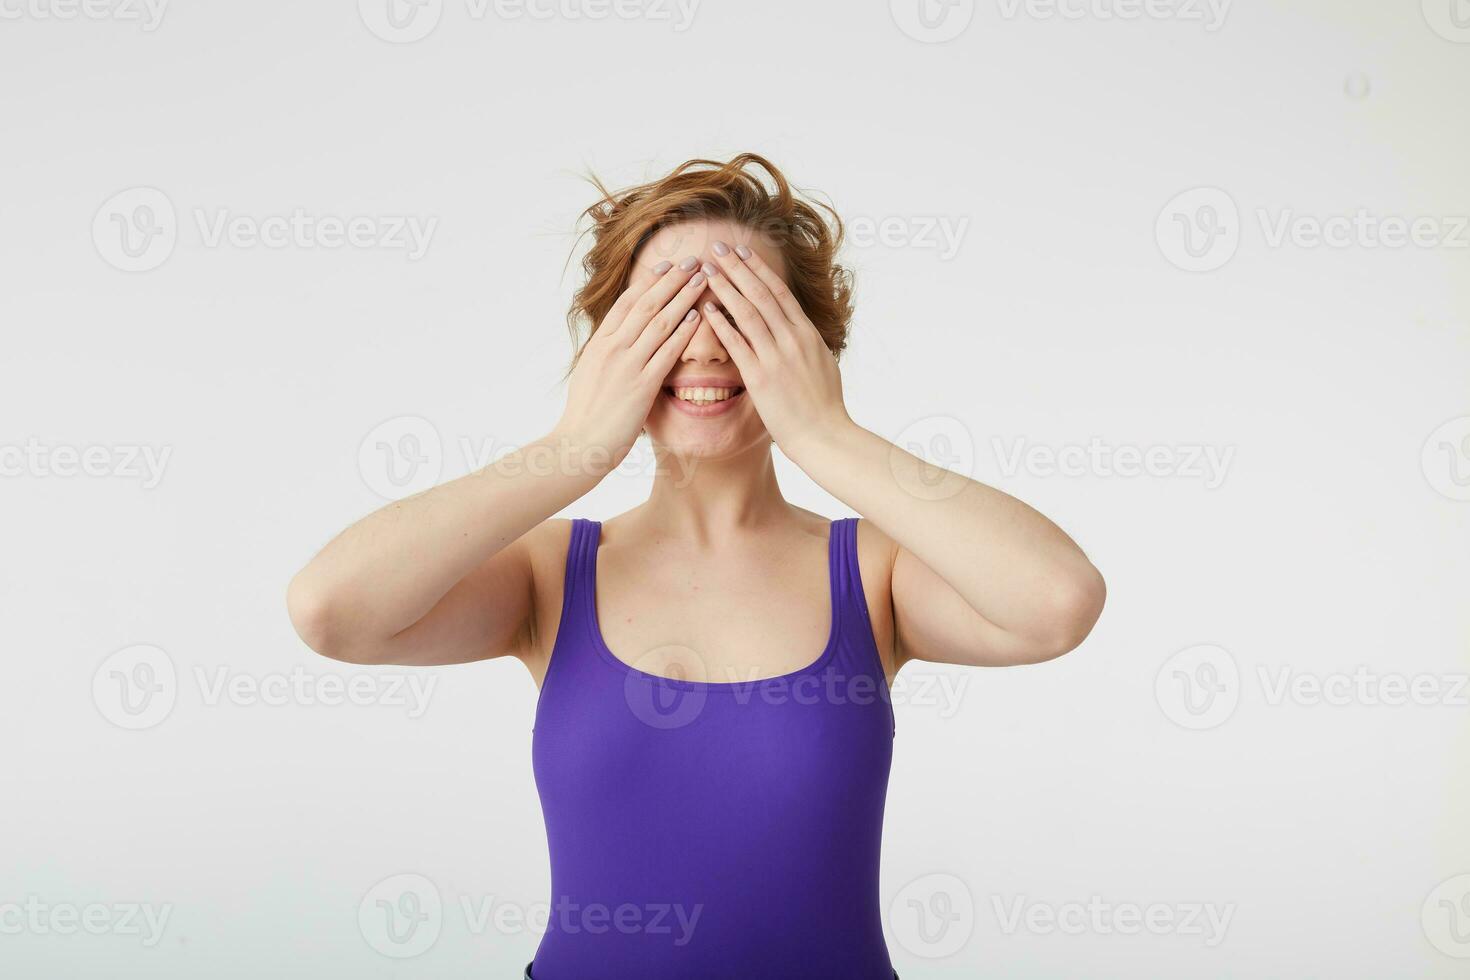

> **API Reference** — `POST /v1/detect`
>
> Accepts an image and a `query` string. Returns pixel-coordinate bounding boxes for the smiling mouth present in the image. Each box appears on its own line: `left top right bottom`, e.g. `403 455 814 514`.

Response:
660 384 747 416
665 385 745 405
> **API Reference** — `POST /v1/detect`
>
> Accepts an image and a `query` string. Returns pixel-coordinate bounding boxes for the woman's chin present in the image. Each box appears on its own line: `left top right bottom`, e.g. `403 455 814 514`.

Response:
645 418 767 464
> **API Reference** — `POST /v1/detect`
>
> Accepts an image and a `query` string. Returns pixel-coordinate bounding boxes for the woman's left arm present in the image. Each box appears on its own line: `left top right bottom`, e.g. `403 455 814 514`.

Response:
699 243 1106 671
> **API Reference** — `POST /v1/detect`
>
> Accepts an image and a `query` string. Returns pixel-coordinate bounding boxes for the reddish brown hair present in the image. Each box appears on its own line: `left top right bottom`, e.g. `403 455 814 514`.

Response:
565 153 854 375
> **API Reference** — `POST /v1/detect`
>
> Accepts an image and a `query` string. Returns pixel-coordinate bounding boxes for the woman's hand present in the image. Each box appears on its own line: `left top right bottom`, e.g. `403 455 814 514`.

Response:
554 256 708 472
697 241 854 462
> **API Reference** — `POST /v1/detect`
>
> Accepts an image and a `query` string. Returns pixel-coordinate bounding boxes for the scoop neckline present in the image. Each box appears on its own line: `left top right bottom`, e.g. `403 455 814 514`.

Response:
581 518 842 693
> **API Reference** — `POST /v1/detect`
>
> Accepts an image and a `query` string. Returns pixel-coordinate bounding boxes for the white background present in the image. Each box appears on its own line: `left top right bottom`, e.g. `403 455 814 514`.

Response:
3 0 1469 976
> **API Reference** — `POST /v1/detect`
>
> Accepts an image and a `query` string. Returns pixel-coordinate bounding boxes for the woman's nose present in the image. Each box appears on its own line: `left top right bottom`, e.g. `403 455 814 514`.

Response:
682 301 730 363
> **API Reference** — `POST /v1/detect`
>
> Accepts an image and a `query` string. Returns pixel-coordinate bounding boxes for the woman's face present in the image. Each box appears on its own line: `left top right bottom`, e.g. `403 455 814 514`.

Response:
631 218 788 462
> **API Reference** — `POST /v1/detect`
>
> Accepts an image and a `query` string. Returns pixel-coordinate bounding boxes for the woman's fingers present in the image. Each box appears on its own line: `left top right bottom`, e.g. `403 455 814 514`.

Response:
698 301 759 376
707 242 796 347
728 243 813 332
642 306 705 382
597 258 669 337
603 256 701 344
630 267 709 362
699 261 777 358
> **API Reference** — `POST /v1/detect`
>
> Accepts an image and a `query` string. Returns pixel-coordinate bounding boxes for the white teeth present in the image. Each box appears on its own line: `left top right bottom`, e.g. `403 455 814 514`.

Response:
672 386 737 405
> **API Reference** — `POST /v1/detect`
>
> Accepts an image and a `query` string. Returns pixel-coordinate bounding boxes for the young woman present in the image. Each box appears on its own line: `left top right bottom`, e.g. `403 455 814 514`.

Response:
287 154 1106 979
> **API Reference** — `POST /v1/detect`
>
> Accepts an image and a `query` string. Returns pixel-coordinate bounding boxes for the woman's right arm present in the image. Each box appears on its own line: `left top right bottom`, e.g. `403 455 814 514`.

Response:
285 443 600 666
286 255 708 666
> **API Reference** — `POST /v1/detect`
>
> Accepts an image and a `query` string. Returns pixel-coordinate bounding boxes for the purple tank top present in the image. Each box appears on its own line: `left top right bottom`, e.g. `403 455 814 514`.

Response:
529 517 896 979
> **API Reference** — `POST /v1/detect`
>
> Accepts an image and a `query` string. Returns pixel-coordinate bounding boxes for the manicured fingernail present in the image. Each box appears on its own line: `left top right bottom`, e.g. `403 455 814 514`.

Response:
712 241 730 256
679 256 698 271
704 302 719 313
652 260 672 274
701 262 718 277
683 309 698 322
690 272 706 287
735 245 752 260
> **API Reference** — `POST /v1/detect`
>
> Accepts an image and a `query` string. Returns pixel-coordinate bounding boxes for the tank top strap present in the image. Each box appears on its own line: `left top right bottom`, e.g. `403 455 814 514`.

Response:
827 517 864 608
826 517 885 675
554 517 601 650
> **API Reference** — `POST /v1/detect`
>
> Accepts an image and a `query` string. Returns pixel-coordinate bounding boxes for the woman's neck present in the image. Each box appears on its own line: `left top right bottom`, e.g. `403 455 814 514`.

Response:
640 439 794 543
